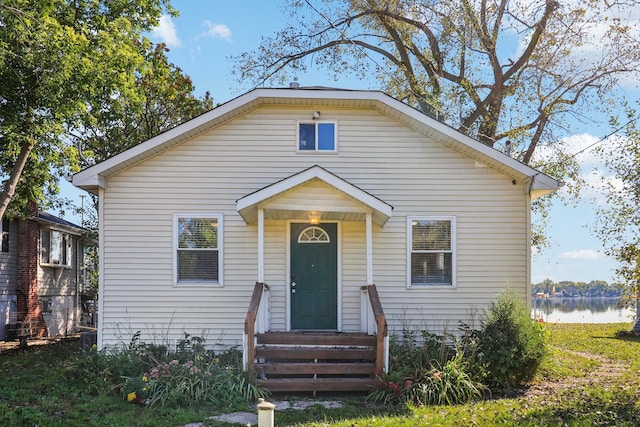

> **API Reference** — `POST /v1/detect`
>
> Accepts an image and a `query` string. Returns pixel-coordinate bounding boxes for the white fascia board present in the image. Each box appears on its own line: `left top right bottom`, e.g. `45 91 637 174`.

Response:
367 93 562 192
71 90 264 190
237 165 393 223
71 173 106 192
529 173 564 199
262 88 561 194
70 87 561 197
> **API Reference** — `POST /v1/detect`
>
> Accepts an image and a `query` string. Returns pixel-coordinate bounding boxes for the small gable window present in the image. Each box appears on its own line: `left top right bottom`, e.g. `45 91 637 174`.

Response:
298 122 336 152
175 215 223 285
408 217 455 287
41 229 73 267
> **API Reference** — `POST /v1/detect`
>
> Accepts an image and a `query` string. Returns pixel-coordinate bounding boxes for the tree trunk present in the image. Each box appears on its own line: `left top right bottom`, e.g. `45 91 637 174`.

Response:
0 139 35 221
633 298 640 332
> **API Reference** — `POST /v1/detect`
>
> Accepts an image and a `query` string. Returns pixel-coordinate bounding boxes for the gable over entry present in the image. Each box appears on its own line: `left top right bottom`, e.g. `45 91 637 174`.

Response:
236 165 393 284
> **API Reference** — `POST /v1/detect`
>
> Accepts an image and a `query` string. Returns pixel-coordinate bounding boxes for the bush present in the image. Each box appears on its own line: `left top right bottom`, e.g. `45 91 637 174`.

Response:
368 330 486 405
78 332 267 408
476 291 548 389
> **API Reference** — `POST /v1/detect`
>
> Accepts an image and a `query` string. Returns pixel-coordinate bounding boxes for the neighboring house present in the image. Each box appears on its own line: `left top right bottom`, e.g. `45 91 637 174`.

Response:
0 208 95 340
72 87 560 392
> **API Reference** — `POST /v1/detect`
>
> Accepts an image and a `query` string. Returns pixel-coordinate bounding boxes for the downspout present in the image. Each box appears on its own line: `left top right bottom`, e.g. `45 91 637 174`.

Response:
76 237 81 333
258 208 264 283
366 212 373 286
525 177 533 313
527 173 538 196
97 187 105 349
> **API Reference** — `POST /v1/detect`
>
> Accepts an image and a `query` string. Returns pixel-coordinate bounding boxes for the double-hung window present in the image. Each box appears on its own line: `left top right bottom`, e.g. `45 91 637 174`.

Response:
175 214 222 285
298 122 336 152
408 217 455 287
41 229 73 267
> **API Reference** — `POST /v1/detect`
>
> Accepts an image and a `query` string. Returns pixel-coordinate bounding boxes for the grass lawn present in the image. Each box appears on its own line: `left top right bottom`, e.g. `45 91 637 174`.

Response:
1 323 639 426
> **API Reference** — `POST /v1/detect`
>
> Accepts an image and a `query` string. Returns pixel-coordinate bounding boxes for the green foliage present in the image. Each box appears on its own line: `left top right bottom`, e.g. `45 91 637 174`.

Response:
593 106 640 312
233 0 640 252
74 40 214 172
0 0 211 221
368 329 485 406
2 325 640 426
78 332 267 409
531 279 624 298
233 0 638 158
476 291 549 389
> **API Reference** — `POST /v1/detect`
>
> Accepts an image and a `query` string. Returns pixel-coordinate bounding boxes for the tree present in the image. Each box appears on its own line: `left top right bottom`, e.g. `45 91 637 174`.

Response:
70 40 214 216
234 0 639 177
0 0 174 221
71 40 214 171
593 107 640 329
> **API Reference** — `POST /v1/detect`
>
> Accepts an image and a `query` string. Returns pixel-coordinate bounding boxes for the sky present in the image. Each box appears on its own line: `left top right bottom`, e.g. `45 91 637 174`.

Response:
59 0 634 285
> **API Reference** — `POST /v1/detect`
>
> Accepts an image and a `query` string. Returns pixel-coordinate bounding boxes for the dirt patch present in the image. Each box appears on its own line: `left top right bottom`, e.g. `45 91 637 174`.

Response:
524 351 627 398
0 336 78 355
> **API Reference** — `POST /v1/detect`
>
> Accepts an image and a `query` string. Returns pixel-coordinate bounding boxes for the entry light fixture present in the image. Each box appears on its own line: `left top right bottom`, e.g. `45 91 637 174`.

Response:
312 110 321 120
308 211 321 224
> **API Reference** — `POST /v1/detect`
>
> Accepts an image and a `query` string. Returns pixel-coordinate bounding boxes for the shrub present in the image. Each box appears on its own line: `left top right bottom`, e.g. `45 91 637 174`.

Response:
368 330 486 405
476 291 548 389
78 332 267 408
403 353 486 405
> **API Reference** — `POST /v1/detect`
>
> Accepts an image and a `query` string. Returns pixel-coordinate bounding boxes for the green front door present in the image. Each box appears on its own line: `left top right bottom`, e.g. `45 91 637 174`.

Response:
290 223 338 330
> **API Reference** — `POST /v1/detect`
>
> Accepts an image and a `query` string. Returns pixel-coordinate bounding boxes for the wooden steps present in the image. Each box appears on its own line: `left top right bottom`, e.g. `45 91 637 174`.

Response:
253 332 379 393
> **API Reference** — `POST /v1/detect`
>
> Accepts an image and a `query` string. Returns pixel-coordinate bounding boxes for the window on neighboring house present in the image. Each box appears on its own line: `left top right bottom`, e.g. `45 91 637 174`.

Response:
1 219 9 252
408 217 455 287
298 122 336 151
41 229 73 267
175 215 222 285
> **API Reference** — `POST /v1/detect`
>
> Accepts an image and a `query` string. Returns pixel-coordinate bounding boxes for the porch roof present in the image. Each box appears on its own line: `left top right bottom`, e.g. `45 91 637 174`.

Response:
236 165 393 227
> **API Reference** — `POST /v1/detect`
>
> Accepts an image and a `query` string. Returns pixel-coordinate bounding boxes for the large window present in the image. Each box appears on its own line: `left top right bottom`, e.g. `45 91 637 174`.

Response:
408 217 455 287
298 122 336 151
41 229 73 267
175 215 222 285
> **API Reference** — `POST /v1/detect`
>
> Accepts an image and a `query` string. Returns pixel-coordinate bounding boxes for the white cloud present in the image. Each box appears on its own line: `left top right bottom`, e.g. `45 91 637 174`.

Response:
151 15 182 48
531 132 627 205
560 133 601 168
198 21 232 42
559 249 604 260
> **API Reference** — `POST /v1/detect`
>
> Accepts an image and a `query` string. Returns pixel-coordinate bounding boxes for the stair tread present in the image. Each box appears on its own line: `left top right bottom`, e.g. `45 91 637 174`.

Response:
256 361 376 375
257 332 376 346
255 346 376 360
251 332 380 392
257 377 378 392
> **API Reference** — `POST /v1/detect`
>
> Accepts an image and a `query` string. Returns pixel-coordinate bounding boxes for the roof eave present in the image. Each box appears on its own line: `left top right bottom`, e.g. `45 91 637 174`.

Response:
71 87 562 197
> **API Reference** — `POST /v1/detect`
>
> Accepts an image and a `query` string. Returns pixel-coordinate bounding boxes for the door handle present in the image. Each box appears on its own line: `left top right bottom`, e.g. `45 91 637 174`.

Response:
291 281 296 294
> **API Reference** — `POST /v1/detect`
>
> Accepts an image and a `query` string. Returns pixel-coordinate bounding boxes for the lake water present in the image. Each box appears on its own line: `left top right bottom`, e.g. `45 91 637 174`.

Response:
531 297 636 323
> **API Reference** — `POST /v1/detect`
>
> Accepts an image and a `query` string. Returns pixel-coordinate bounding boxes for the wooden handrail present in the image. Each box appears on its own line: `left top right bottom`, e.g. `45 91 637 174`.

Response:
364 284 387 375
244 282 266 372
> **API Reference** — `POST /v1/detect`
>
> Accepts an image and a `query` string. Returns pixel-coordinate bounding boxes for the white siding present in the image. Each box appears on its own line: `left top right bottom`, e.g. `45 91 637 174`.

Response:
99 105 530 347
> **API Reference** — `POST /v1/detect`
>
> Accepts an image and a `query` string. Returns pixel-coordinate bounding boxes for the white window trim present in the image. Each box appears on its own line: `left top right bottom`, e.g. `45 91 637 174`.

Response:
406 216 456 289
173 213 224 287
297 226 331 243
296 120 338 153
40 228 73 269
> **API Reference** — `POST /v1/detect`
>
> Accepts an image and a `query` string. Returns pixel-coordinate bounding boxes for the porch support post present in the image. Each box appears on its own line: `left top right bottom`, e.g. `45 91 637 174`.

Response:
366 212 373 286
258 208 264 283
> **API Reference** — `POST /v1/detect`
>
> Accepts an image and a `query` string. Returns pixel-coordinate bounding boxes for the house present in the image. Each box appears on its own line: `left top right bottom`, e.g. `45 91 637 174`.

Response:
72 87 560 391
0 207 96 341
